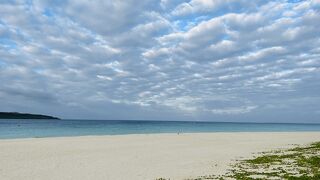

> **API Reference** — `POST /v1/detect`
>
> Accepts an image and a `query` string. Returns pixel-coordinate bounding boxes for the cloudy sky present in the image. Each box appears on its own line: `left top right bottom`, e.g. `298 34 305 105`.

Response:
0 0 319 122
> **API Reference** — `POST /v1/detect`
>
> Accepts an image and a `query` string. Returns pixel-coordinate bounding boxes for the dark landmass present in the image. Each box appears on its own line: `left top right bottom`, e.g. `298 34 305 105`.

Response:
0 112 60 119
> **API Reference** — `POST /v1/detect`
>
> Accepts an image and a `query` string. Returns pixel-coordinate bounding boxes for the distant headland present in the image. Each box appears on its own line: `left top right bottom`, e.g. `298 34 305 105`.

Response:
0 112 60 119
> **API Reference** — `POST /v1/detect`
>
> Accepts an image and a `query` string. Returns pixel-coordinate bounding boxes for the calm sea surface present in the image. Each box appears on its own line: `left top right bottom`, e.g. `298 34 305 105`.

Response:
0 119 320 139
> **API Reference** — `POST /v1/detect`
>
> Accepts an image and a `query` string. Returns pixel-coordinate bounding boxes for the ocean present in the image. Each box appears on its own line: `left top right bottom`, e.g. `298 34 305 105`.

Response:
1 119 320 139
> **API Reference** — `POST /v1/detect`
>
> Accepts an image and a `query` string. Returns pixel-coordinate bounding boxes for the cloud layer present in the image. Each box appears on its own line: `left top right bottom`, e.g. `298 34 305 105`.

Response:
0 0 319 122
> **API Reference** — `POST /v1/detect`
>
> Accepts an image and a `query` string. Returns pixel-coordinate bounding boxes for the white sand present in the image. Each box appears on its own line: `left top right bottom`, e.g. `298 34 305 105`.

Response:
0 132 319 180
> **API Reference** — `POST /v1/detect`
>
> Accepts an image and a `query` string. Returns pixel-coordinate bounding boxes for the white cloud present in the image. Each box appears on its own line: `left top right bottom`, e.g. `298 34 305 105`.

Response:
210 106 257 115
0 0 319 121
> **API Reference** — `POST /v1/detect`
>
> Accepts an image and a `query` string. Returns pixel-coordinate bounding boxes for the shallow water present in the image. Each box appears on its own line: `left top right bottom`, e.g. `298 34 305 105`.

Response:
1 119 320 139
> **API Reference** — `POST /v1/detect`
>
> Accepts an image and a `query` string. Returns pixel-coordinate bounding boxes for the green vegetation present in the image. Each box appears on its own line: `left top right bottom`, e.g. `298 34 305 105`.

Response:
0 112 59 119
192 142 320 180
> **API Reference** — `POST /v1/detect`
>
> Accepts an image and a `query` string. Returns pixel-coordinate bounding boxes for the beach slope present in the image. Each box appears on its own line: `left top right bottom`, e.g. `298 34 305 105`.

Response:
0 132 319 180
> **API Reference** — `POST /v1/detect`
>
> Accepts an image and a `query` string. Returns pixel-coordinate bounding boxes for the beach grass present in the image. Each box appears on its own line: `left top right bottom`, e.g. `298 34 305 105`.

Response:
186 142 320 180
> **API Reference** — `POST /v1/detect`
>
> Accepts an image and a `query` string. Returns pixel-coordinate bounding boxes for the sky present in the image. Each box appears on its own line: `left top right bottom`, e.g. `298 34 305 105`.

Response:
0 0 319 123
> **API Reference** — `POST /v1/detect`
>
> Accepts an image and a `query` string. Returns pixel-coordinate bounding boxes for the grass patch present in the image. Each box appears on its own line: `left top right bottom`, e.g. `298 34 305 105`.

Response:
246 154 283 164
190 141 320 180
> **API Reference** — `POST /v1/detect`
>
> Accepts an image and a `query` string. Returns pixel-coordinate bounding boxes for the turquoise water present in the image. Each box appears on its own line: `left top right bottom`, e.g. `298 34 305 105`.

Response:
0 119 320 139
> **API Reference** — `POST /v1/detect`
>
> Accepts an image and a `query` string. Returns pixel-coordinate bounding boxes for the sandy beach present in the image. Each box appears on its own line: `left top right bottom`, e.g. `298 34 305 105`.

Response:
0 132 319 180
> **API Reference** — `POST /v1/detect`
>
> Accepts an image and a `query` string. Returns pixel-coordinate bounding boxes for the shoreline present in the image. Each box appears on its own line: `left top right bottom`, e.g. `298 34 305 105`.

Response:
1 132 319 179
1 131 320 140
